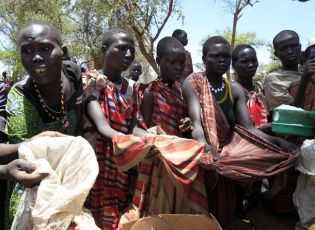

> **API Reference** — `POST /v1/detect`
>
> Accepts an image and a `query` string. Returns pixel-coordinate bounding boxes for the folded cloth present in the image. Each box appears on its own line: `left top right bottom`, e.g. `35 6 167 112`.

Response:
113 133 208 225
11 136 99 230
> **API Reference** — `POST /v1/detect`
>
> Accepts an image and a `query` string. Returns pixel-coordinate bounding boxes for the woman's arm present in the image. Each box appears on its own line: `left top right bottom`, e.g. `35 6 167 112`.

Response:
75 83 84 136
0 159 47 187
0 143 19 164
0 131 65 165
86 98 122 139
233 82 296 151
128 89 152 137
141 90 154 127
182 80 208 145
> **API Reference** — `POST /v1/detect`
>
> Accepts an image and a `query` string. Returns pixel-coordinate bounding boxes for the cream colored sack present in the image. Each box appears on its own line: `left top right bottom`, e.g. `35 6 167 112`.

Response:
11 136 99 230
294 139 315 229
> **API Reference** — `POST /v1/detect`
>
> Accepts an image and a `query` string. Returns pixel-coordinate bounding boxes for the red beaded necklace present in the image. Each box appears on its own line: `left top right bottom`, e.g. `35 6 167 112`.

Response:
33 77 69 132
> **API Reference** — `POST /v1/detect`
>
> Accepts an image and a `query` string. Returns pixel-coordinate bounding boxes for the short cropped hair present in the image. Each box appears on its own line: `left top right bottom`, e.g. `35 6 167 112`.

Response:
304 44 315 60
156 36 185 59
18 20 62 46
202 36 230 56
273 30 299 50
232 44 256 64
101 28 133 48
172 29 186 38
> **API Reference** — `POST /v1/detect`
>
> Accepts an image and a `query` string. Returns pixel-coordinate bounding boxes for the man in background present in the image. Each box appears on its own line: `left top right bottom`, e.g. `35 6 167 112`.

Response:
129 63 142 82
172 29 193 80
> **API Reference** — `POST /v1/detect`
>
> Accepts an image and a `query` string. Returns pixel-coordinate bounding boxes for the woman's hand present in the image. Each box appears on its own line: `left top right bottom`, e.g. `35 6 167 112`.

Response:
30 131 66 140
5 159 47 187
179 117 193 133
277 138 298 153
205 144 217 156
302 57 315 82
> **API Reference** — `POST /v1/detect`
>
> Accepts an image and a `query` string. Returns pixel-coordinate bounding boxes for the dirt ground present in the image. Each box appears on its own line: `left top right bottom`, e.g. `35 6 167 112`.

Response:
224 207 298 230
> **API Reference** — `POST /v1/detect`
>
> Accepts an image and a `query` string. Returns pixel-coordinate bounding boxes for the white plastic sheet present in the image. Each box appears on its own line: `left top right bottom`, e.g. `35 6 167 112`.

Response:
11 136 99 230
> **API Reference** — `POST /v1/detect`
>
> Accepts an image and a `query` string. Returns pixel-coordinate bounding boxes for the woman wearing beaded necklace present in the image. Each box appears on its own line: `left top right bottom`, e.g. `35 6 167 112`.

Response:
4 20 83 229
5 20 83 143
182 36 298 225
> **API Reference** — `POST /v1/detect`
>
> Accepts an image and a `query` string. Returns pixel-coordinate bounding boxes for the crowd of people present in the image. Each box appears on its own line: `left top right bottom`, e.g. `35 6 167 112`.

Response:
0 19 314 230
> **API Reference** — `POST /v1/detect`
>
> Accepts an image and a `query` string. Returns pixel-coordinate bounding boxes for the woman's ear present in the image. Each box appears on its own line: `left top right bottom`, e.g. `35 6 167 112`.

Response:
232 62 236 69
101 45 107 55
156 56 160 66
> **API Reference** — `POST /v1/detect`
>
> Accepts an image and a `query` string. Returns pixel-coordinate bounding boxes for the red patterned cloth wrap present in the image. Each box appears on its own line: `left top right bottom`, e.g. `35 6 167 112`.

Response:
89 76 135 230
134 81 186 133
242 83 268 127
113 134 209 226
187 72 300 181
187 72 300 224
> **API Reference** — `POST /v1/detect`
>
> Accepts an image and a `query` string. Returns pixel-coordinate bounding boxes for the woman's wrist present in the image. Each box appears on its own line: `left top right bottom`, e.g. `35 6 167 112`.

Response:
0 165 8 179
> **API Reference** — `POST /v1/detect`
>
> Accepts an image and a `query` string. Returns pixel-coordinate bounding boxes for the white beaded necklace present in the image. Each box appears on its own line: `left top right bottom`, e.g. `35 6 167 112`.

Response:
210 81 225 93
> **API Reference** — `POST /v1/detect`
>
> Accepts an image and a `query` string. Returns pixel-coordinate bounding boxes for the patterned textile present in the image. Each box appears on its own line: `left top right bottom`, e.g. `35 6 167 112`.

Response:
82 70 104 150
289 80 315 110
5 86 77 143
263 70 301 111
121 81 206 225
89 76 135 230
5 61 81 143
187 72 300 224
241 82 268 127
100 69 135 106
0 80 10 134
187 72 300 180
4 63 81 230
145 81 186 136
112 134 208 224
133 82 149 130
114 77 135 105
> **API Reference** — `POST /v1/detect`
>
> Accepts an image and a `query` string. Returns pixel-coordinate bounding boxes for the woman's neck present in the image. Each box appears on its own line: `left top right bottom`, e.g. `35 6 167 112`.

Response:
206 71 223 85
103 67 122 83
32 74 62 108
161 76 174 88
237 76 254 91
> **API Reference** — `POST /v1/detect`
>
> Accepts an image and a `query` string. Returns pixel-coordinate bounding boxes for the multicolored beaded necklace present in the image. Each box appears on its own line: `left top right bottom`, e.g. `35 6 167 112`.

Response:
33 77 69 132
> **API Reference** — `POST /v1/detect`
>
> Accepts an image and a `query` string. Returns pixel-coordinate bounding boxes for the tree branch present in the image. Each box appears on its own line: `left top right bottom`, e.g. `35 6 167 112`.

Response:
152 0 174 42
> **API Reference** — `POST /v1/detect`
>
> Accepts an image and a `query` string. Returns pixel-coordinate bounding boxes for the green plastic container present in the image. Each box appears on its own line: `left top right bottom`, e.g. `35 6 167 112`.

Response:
272 106 315 136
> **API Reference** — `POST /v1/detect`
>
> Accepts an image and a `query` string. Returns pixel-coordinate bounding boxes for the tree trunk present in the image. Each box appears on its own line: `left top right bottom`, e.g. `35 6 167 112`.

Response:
227 13 238 79
231 13 238 53
135 36 160 75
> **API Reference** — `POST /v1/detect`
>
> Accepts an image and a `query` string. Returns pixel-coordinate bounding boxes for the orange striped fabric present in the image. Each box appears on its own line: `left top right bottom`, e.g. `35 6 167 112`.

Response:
187 72 301 181
112 134 209 225
134 81 186 135
133 82 149 130
187 72 301 224
89 77 135 230
147 81 186 136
